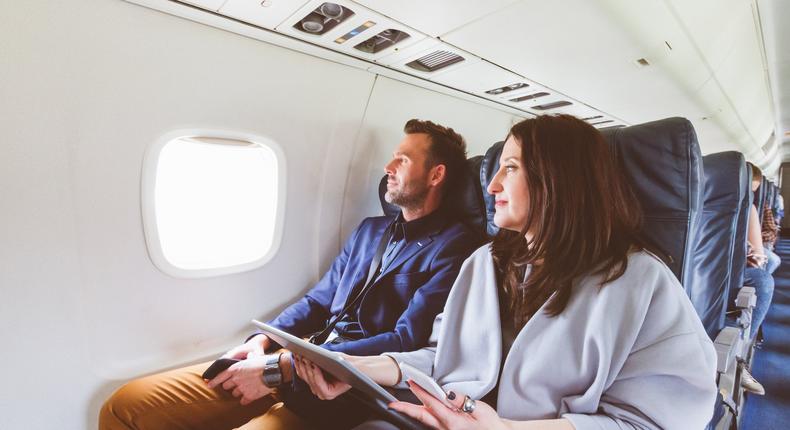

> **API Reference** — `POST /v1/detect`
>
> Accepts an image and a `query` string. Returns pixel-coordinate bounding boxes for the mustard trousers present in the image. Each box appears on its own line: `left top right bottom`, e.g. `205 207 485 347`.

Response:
99 361 309 430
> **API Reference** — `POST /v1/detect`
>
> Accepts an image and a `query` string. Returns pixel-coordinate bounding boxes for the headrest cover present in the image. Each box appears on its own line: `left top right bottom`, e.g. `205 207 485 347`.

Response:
601 117 704 289
479 141 505 237
378 156 487 235
691 152 747 338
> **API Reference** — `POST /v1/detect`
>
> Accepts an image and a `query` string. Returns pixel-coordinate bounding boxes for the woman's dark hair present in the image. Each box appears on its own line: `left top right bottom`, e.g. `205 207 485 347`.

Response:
403 119 467 204
491 115 648 328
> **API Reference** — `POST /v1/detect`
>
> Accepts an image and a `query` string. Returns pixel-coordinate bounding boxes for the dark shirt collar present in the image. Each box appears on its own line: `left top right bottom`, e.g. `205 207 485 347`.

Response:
392 206 447 242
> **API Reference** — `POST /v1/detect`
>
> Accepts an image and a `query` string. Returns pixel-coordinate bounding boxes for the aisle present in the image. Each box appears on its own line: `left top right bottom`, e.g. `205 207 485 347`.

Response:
741 239 790 429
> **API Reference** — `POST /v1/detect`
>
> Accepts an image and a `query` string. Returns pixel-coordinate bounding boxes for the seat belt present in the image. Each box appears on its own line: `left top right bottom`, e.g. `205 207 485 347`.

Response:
309 221 396 345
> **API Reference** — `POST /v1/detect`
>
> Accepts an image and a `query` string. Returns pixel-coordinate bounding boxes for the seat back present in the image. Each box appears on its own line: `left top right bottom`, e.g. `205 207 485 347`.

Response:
691 152 748 338
755 176 767 227
479 141 505 237
378 155 487 235
601 117 704 289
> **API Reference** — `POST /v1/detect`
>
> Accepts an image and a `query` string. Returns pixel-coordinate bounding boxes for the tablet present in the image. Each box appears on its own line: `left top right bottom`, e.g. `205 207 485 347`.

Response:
251 320 397 403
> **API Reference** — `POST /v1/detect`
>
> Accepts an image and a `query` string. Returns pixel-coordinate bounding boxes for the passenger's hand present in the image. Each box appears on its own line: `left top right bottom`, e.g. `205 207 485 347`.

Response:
389 381 507 430
293 355 352 400
222 334 271 360
206 356 273 405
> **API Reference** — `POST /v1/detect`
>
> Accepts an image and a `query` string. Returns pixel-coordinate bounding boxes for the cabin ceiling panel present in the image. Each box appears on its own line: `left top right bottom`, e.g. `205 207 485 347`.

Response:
351 0 521 37
757 0 790 159
441 0 706 126
182 0 225 11
219 0 311 30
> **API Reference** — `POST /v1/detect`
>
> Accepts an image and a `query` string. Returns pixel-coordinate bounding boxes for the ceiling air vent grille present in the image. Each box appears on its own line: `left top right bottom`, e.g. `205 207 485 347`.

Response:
532 100 572 110
510 92 549 103
406 50 465 72
590 120 614 126
581 115 603 121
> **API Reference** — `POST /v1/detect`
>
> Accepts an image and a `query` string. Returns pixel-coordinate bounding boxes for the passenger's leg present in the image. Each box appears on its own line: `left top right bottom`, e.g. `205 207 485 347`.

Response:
234 402 311 430
765 246 781 275
99 361 277 430
743 267 775 339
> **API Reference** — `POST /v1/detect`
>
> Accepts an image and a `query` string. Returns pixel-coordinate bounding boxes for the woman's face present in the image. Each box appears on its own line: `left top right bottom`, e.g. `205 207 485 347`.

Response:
487 136 530 233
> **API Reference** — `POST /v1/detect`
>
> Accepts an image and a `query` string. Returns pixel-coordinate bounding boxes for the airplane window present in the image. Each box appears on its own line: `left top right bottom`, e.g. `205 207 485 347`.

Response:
142 133 285 278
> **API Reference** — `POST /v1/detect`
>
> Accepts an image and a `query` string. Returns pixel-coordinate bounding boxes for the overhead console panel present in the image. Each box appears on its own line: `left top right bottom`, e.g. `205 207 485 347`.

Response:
123 0 629 128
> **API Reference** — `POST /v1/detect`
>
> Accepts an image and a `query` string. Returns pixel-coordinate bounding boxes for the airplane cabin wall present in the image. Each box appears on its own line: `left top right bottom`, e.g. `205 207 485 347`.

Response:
0 1 518 429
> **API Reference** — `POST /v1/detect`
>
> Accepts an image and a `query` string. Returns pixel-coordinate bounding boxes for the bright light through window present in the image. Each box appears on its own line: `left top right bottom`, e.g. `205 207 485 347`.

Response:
154 137 279 271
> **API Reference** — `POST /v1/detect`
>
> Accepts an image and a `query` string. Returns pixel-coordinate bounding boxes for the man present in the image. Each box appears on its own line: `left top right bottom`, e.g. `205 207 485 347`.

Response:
100 119 481 430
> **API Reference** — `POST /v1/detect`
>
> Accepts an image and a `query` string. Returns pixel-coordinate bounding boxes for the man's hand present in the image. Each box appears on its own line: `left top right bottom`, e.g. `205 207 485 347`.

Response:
293 356 352 400
207 356 273 405
222 334 271 360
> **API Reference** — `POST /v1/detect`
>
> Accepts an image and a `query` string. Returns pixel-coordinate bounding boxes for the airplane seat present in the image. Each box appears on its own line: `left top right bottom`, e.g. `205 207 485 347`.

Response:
377 155 487 235
755 176 767 227
479 140 505 237
600 117 703 288
478 119 705 286
693 152 748 339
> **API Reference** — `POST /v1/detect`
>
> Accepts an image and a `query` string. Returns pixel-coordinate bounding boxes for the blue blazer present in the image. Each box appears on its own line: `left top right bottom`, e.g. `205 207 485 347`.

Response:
268 213 481 356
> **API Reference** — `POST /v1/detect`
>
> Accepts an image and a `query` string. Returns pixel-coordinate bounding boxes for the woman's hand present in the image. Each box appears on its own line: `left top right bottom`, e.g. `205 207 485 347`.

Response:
389 381 508 430
293 355 352 400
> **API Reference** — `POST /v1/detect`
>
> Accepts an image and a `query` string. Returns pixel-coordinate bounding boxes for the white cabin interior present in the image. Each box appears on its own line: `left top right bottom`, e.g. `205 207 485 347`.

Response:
2 0 789 428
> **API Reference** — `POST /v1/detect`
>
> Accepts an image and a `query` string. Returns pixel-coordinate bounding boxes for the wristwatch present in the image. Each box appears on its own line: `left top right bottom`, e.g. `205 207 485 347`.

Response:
262 353 284 388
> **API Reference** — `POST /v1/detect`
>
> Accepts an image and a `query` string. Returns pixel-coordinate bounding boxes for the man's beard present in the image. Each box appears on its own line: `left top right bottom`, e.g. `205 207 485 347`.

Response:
385 182 429 212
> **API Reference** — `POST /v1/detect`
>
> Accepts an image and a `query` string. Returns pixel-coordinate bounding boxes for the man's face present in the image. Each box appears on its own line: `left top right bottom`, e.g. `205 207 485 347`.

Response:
383 133 434 210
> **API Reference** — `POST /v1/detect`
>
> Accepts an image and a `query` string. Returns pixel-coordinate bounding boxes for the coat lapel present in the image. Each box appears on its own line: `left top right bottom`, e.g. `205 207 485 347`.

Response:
376 234 434 280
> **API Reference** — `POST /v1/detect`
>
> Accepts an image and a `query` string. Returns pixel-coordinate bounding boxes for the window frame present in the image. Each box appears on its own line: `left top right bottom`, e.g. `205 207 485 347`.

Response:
141 129 287 279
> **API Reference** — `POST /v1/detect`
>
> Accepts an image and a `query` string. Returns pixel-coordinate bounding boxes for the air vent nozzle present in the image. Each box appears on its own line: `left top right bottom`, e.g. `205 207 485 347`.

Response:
406 50 465 72
294 3 354 35
354 29 411 53
485 82 529 95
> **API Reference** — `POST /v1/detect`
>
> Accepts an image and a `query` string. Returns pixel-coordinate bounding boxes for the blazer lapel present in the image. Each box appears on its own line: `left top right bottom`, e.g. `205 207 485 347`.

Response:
376 234 434 281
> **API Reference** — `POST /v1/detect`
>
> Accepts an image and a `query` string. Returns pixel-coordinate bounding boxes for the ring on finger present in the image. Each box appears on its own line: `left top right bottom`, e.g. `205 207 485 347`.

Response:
461 396 476 414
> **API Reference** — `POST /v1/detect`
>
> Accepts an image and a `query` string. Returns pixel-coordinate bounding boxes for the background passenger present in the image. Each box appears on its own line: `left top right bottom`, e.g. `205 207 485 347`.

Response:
294 115 718 430
99 119 481 430
740 164 776 395
761 201 781 274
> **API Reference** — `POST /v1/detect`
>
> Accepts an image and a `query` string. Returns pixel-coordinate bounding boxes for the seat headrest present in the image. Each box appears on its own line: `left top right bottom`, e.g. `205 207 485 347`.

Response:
691 152 748 338
601 117 704 289
377 156 487 235
479 141 505 237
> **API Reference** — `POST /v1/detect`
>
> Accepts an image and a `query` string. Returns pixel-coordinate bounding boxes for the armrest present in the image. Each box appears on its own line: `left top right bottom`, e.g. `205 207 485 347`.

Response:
736 287 756 309
713 327 741 373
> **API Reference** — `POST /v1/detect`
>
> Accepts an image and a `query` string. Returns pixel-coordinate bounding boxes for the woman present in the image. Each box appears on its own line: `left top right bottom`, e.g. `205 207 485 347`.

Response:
295 115 718 429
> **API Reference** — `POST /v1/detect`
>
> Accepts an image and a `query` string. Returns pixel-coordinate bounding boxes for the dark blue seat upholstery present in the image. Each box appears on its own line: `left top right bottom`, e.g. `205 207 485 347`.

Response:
601 117 704 289
479 118 704 291
479 141 504 237
378 155 487 235
692 152 749 339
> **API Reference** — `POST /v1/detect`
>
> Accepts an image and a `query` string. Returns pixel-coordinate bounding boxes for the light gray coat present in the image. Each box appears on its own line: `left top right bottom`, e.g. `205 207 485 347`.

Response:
386 245 718 429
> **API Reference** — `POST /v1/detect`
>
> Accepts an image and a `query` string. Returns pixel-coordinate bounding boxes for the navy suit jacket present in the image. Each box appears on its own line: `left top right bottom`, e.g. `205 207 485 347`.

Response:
267 212 481 356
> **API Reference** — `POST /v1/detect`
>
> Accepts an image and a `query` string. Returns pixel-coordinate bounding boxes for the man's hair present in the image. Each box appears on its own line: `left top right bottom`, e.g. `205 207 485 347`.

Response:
403 119 467 202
